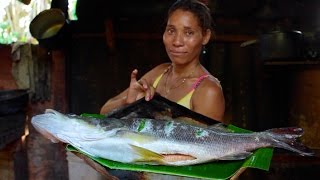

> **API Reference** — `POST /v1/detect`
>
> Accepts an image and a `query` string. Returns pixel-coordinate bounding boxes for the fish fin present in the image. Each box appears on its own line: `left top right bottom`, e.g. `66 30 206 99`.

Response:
219 152 253 160
265 127 314 156
56 134 98 158
69 143 98 158
130 144 164 164
208 123 234 133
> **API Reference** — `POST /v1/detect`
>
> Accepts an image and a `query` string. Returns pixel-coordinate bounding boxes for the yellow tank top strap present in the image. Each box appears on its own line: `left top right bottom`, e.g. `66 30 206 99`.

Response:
153 65 172 88
152 73 164 88
176 90 195 109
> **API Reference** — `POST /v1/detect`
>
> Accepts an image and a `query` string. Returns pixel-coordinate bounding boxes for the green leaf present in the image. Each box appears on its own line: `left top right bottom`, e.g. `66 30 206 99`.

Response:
68 115 273 179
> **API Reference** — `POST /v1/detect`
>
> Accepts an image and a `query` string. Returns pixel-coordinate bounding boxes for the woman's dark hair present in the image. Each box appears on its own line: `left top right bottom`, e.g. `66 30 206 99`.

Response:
167 0 213 31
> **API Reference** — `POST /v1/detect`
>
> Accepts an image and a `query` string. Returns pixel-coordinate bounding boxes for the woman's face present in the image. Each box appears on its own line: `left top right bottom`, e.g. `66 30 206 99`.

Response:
163 9 211 65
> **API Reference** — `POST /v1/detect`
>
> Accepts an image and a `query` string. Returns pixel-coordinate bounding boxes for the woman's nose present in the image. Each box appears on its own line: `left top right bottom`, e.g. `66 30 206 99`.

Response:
172 33 184 46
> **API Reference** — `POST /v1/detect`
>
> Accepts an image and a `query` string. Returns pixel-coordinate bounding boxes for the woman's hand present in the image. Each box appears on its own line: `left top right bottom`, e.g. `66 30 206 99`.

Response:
100 69 155 114
126 69 155 104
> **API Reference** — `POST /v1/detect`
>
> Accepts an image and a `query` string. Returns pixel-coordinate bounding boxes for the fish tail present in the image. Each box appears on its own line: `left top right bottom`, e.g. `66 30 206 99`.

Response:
265 127 314 156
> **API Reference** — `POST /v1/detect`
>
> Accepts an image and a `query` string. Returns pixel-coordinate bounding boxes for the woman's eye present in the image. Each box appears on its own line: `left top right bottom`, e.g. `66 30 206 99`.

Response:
186 31 194 36
167 29 175 34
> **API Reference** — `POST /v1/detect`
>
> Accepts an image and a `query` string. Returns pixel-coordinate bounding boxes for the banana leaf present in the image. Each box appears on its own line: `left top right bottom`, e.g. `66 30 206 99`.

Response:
67 95 273 179
66 124 273 180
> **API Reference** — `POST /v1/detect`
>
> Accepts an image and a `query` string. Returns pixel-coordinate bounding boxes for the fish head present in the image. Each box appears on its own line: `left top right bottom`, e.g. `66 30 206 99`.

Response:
31 109 73 143
31 109 105 142
31 109 126 144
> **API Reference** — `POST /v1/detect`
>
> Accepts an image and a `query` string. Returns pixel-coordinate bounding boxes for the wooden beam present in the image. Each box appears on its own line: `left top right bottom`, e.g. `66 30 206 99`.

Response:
72 32 257 43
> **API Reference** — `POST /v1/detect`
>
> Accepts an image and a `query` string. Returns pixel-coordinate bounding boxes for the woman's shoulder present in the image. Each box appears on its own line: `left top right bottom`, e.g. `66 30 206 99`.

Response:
206 75 222 89
194 74 223 98
192 74 225 121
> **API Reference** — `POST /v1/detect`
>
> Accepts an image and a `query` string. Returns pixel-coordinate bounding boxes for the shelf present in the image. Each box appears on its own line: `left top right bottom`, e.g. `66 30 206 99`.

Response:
264 60 320 65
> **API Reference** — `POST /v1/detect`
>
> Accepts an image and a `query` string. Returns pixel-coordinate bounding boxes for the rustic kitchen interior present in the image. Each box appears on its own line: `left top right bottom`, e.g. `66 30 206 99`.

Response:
1 0 320 179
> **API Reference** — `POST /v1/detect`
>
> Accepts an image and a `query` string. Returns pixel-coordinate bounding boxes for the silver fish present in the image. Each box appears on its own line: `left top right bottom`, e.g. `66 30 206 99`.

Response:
31 109 313 166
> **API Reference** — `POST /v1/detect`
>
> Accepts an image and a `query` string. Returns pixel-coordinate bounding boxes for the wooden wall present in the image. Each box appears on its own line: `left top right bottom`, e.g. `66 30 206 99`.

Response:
0 45 69 180
1 0 320 179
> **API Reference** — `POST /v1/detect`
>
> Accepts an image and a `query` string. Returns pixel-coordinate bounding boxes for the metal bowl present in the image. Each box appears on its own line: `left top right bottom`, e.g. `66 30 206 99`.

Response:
30 8 66 40
29 8 70 50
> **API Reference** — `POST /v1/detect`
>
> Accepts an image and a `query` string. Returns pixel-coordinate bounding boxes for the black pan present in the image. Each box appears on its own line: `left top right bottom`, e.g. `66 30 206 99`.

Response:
0 89 29 116
104 93 220 126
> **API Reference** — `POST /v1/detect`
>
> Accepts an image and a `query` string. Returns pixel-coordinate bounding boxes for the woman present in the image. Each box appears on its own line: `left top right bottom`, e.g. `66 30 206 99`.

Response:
100 0 225 122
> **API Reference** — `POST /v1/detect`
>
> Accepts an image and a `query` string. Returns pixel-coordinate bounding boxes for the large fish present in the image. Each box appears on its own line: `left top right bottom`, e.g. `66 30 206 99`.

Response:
31 109 313 166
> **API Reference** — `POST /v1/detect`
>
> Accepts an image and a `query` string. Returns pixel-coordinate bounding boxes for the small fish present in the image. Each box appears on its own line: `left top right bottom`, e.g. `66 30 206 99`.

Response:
31 109 314 166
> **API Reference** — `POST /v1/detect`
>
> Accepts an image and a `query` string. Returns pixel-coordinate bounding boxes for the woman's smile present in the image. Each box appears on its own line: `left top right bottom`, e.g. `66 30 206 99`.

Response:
169 49 187 56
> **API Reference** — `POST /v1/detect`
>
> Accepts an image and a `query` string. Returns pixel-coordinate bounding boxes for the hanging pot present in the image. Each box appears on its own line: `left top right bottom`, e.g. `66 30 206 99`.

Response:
241 30 304 60
29 8 70 50
259 30 303 60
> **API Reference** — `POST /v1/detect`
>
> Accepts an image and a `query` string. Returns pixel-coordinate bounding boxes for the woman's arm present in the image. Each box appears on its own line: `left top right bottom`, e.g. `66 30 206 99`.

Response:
100 89 129 114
